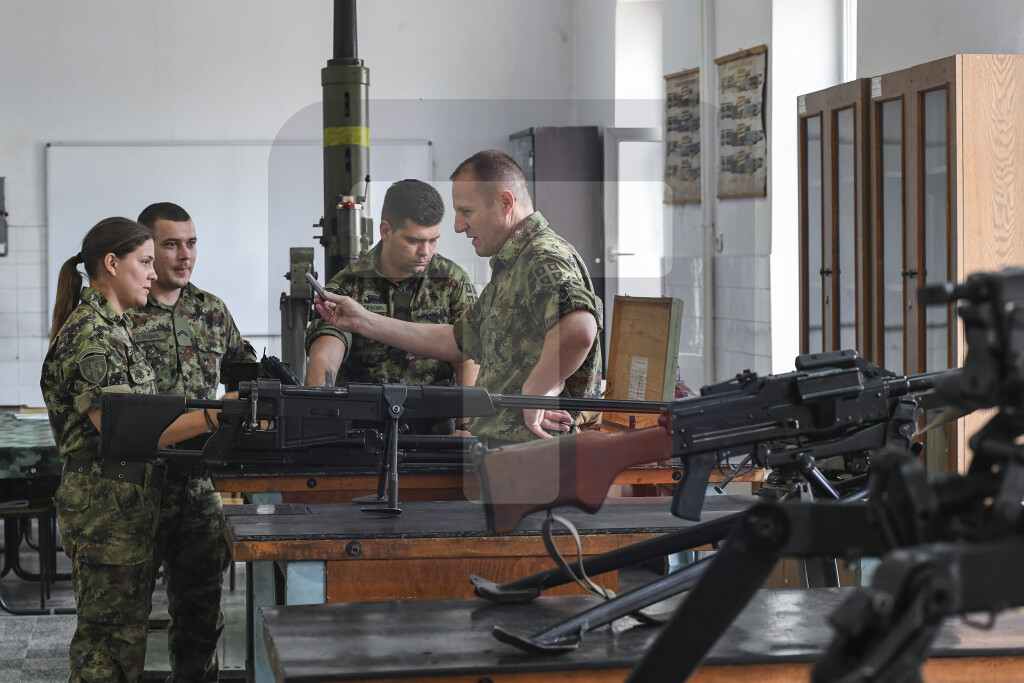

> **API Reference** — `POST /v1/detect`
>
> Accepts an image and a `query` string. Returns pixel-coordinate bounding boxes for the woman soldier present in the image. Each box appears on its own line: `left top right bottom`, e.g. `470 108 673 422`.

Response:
41 217 224 682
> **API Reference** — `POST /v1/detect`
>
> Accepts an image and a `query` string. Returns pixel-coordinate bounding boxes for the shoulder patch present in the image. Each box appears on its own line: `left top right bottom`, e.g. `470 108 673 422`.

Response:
77 348 108 385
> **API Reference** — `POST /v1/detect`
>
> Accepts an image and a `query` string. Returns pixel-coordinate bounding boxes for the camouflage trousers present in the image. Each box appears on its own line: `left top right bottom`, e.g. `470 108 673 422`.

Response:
55 460 231 682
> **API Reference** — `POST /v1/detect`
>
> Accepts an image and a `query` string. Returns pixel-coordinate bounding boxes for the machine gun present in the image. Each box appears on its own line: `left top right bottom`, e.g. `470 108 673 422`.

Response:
467 351 946 653
98 380 663 514
624 266 1024 682
475 349 945 534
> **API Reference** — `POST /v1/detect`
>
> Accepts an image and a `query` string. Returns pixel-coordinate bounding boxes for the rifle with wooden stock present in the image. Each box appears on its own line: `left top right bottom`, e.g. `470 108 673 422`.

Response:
475 349 947 534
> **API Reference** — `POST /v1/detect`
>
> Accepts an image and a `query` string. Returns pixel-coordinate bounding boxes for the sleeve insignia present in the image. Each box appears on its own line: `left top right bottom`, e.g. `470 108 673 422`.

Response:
534 263 564 287
77 348 108 385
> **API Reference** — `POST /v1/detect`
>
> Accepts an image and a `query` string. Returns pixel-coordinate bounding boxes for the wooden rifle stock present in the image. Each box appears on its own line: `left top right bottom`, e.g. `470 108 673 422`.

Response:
474 420 673 533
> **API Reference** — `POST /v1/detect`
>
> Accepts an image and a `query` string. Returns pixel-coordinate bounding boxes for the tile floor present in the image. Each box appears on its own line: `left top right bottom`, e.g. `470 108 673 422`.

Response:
0 520 247 682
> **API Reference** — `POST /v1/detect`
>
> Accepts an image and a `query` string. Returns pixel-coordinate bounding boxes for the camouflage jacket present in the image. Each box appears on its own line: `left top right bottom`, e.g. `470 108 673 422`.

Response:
41 287 158 457
453 212 603 444
305 242 477 387
127 282 256 399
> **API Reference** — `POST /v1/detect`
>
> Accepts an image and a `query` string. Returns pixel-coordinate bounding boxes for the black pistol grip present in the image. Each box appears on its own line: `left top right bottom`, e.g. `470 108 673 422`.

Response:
202 412 246 466
672 452 715 521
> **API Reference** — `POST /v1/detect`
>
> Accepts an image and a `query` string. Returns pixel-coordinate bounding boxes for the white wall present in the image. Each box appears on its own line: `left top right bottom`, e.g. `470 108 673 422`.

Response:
0 0 595 407
661 0 705 386
663 0 775 386
770 0 844 372
858 0 1024 77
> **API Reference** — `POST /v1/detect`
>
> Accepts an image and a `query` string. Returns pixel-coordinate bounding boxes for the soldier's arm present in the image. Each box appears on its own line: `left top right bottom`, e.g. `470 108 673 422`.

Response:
454 358 478 388
304 335 347 386
449 270 479 388
316 291 468 364
224 314 257 364
520 309 599 438
86 405 213 448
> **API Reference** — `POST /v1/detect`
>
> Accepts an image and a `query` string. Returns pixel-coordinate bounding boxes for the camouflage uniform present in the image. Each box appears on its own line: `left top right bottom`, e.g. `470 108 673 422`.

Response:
41 287 162 682
127 281 256 682
453 212 603 444
305 242 477 434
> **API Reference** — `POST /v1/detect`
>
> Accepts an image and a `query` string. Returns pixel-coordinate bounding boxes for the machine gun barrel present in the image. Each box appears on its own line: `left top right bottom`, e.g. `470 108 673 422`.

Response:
489 394 665 414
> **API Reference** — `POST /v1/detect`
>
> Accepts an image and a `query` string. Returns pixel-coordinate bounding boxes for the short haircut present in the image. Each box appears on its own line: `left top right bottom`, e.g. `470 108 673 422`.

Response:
450 150 531 205
138 202 191 228
379 180 445 230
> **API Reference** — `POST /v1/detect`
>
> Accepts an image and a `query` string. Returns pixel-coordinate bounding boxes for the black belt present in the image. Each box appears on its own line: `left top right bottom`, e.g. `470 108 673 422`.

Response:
66 454 149 486
164 461 208 482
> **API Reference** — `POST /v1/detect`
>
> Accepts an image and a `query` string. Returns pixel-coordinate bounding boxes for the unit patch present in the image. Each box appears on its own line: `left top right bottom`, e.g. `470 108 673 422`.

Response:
533 263 563 287
77 348 108 385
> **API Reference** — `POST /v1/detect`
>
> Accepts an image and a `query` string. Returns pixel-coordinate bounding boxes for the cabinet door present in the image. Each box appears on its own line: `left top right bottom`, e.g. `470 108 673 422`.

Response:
799 101 826 354
799 81 870 358
908 58 957 379
869 70 910 375
910 59 957 475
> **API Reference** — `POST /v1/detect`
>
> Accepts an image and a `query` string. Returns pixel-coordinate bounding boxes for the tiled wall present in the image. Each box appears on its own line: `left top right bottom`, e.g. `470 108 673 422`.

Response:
1 225 48 407
713 254 773 378
664 205 773 390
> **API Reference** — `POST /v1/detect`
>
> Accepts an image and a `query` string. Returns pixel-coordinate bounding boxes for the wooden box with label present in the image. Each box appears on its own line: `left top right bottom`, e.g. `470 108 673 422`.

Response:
602 296 683 430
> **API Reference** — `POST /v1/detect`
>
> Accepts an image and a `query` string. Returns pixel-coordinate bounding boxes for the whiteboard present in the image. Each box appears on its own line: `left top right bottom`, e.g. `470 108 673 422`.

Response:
46 141 431 344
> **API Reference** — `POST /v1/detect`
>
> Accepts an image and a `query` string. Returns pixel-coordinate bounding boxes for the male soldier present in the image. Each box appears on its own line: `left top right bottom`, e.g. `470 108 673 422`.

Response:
315 151 602 445
304 179 478 434
128 202 256 683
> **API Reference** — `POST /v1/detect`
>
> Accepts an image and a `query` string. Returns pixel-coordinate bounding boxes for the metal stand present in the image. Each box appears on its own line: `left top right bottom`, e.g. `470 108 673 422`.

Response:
358 384 407 515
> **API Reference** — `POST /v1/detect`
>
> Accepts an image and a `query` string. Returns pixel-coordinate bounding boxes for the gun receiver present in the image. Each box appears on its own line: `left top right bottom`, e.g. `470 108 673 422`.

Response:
475 349 949 533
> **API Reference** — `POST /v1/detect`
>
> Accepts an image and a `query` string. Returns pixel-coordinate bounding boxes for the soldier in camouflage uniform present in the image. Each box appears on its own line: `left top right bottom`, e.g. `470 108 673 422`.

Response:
127 202 257 683
305 179 478 434
314 152 602 445
41 217 223 682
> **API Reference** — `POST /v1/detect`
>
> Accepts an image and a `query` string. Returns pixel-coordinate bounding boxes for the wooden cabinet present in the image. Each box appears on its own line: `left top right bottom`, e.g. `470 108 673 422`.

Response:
799 55 1024 474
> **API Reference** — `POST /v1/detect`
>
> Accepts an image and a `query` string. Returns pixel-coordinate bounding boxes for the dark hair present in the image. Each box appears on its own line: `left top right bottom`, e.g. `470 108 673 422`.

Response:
49 217 155 342
379 179 445 231
449 150 532 206
137 201 191 228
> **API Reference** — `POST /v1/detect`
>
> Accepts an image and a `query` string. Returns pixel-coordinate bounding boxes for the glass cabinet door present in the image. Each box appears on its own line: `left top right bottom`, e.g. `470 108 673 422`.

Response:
835 107 857 351
920 85 951 475
801 114 824 353
921 87 950 374
877 99 904 375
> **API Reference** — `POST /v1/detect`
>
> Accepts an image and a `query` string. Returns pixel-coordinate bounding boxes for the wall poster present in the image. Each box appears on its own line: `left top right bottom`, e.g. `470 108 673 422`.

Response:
664 67 700 204
715 45 767 198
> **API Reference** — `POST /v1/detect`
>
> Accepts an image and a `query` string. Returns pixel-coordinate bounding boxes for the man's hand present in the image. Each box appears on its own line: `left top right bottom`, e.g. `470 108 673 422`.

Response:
313 291 366 333
523 407 574 439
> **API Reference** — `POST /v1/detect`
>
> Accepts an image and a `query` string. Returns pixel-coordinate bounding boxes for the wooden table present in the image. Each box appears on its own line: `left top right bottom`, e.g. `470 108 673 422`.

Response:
259 587 1024 682
223 495 757 683
213 463 766 504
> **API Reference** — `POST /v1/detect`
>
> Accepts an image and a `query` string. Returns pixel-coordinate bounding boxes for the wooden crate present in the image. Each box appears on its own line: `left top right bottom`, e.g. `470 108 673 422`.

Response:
603 296 683 430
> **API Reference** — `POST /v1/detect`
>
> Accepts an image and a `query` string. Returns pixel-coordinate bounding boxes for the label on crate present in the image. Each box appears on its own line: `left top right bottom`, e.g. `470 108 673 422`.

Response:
627 356 650 401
